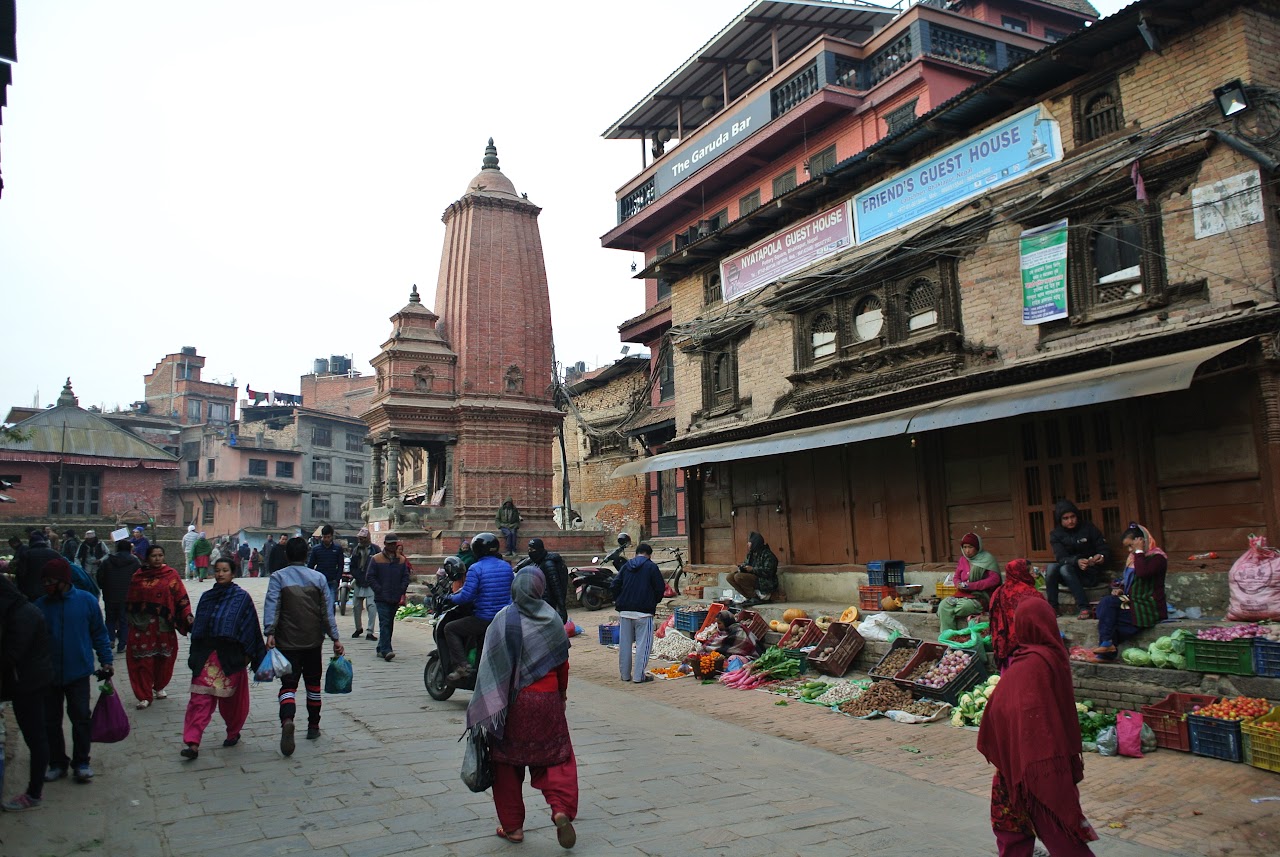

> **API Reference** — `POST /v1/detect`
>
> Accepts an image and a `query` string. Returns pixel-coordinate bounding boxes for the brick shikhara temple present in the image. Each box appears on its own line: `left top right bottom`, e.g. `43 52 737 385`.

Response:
362 141 598 558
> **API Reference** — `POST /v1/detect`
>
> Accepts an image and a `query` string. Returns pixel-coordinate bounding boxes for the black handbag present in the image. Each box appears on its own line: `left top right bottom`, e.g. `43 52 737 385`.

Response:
460 727 494 793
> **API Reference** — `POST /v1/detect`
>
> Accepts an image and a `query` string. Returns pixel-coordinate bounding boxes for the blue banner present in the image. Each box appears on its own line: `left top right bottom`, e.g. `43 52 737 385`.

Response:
654 92 772 196
853 106 1062 244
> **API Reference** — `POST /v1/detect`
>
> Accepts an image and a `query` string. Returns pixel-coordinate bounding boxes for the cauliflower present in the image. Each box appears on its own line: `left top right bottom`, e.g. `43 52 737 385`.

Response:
972 711 983 726
950 710 964 727
1075 702 1088 714
960 693 974 707
986 675 1000 687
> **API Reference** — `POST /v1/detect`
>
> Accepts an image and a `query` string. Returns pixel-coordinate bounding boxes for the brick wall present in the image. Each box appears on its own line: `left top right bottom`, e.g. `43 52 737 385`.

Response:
0 461 176 527
1070 662 1225 715
298 374 376 417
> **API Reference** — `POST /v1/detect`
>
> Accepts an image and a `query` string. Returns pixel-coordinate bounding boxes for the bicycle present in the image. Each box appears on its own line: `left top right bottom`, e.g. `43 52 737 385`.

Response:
655 547 686 597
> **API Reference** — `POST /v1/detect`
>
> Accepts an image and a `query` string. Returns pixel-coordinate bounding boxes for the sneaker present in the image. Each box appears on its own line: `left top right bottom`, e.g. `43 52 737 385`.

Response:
2 793 42 811
280 720 296 757
154 689 168 700
383 651 395 662
72 765 94 783
366 633 376 641
305 727 321 740
43 766 67 783
351 629 364 638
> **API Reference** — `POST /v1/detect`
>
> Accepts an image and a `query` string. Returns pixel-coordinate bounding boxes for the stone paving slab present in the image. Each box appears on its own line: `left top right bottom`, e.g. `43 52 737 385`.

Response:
0 579 1246 857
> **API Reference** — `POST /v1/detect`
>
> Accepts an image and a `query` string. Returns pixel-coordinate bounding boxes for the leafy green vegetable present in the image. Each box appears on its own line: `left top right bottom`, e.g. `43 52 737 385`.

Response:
1121 647 1152 666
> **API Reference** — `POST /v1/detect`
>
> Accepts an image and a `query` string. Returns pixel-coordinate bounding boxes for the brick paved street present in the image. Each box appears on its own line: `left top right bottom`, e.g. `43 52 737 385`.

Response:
1 579 1274 856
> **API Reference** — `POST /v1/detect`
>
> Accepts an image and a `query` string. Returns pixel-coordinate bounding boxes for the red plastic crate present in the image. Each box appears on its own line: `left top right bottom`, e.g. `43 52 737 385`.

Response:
737 609 769 642
859 585 898 611
777 618 823 650
1140 692 1219 753
808 623 865 677
696 603 726 635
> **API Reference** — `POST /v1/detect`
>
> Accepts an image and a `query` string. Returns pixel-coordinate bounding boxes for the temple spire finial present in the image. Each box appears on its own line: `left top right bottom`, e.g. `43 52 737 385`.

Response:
482 138 499 171
58 377 78 408
410 283 421 304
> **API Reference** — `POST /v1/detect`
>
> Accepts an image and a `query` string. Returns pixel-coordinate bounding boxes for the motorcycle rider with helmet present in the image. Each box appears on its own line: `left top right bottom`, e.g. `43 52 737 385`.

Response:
443 533 513 683
516 538 570 622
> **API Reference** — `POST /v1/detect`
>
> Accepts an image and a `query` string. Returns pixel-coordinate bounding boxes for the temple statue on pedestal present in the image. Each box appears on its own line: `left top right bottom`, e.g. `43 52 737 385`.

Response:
362 141 594 560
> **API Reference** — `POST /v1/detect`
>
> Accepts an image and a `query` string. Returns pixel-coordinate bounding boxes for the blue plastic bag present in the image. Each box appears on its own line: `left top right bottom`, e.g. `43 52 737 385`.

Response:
324 655 353 694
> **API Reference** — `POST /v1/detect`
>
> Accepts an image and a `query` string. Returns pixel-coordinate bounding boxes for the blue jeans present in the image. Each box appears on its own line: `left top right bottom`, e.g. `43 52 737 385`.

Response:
499 527 518 555
1044 562 1090 611
327 580 339 609
376 602 396 656
103 602 129 651
617 614 654 682
1095 595 1139 647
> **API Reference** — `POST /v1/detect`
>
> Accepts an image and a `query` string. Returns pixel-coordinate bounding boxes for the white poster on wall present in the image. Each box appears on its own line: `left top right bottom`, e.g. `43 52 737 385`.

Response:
1192 169 1264 239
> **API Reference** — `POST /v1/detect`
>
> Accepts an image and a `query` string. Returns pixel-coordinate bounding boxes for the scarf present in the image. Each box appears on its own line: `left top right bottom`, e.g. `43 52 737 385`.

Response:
1122 523 1165 592
957 533 1000 581
466 568 569 739
714 622 757 657
989 559 1045 666
191 582 266 671
125 564 193 633
978 598 1087 837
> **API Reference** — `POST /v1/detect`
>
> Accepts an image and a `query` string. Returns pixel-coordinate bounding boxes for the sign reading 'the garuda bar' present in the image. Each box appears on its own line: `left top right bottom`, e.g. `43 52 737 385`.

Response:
720 201 854 302
854 105 1063 244
654 92 772 196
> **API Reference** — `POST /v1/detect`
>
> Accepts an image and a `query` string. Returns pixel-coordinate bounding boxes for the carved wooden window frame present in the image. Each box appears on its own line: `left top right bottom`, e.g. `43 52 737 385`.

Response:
1076 79 1124 144
701 341 740 414
1066 201 1165 322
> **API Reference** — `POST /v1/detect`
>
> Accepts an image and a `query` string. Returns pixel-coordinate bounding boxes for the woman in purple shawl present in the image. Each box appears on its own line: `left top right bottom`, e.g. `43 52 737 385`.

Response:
468 568 577 848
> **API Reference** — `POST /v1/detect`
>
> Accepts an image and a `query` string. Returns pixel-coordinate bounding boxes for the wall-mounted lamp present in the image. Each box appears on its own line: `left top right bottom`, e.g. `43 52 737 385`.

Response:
775 503 783 514
745 58 764 76
802 160 810 175
1214 79 1250 118
910 436 917 448
630 261 638 273
658 128 673 143
701 95 718 111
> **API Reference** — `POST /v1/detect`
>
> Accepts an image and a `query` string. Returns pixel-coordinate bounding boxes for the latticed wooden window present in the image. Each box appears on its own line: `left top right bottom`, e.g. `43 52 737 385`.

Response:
1092 212 1144 304
712 352 734 408
1083 90 1122 141
852 295 884 341
906 279 938 331
811 312 837 360
704 272 722 304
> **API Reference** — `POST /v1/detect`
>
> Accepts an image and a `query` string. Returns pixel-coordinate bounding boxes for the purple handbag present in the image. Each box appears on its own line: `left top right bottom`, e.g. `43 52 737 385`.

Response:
90 680 131 743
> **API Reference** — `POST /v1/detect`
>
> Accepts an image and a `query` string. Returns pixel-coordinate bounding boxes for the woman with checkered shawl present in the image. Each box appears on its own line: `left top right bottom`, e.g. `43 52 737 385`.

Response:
467 568 577 848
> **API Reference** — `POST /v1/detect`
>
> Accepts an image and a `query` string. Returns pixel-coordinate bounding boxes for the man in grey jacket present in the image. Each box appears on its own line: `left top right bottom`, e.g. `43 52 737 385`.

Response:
263 538 344 756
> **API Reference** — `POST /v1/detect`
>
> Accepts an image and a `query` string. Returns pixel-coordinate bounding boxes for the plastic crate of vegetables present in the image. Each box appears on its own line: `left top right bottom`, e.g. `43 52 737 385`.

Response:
808 623 865 677
1140 692 1220 752
868 637 921 679
597 624 620 645
896 643 987 706
674 608 709 634
1254 639 1280 678
1185 637 1255 676
736 609 769 642
1242 707 1280 774
777 618 822 650
1186 698 1270 762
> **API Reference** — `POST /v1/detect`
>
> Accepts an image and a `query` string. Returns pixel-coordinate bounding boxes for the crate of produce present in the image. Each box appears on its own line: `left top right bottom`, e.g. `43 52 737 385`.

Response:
1254 639 1280 678
866 560 906 587
674 608 709 634
737 609 769 642
1185 637 1255 676
597 624 620 645
859 585 898 611
935 581 957 600
895 643 987 705
868 637 921 680
696 602 726 636
777 618 823 650
808 623 866 677
1140 692 1220 752
1242 707 1280 773
1188 713 1245 763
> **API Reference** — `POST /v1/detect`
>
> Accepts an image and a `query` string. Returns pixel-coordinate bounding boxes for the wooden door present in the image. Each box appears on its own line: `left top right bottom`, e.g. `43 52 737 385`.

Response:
849 437 927 564
787 447 853 564
731 458 789 563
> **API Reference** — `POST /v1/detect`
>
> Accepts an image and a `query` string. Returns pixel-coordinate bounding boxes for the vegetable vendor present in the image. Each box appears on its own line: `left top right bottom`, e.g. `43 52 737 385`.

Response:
939 533 1001 633
727 532 778 608
1092 523 1167 658
696 610 758 659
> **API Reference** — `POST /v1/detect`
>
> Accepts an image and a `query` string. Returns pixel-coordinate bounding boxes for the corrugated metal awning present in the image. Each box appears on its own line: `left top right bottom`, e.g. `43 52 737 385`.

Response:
612 338 1250 477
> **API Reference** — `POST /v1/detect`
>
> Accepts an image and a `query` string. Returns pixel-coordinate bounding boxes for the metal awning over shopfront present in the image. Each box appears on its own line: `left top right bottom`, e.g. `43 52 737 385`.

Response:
612 339 1250 477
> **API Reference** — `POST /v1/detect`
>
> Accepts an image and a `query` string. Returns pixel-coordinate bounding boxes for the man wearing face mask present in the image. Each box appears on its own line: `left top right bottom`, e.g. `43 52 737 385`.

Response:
35 558 113 784
518 538 569 622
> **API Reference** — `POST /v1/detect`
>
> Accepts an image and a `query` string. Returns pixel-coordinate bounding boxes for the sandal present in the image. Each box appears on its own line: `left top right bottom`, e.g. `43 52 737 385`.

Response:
1077 609 1092 620
554 813 576 849
180 745 199 761
136 700 151 710
496 827 524 843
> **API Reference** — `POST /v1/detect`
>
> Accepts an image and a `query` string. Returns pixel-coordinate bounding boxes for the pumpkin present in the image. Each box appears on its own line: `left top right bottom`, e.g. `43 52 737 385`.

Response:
769 619 790 633
782 608 808 623
880 595 902 611
840 606 859 623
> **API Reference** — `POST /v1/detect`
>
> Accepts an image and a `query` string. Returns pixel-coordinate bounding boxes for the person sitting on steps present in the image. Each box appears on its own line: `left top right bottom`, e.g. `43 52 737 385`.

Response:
726 532 778 608
1046 500 1111 620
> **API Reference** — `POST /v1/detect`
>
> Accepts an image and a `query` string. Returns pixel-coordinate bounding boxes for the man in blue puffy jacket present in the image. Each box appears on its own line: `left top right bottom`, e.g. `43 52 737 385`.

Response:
444 532 513 683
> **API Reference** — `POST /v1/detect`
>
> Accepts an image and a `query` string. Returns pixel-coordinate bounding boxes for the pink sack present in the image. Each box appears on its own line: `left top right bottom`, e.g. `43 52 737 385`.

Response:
1116 710 1144 758
1226 535 1280 621
655 613 675 639
90 681 130 744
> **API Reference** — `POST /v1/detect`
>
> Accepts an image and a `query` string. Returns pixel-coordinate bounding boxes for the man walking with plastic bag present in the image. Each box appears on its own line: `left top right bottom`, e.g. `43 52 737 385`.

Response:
262 538 343 756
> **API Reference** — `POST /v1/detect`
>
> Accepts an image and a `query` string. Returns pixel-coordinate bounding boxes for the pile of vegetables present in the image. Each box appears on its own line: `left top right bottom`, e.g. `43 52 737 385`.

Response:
718 646 802 690
650 630 697 661
395 603 427 620
909 649 972 689
1191 697 1271 721
792 680 833 702
950 674 1000 727
1195 623 1272 641
839 680 911 717
688 652 725 677
813 680 869 706
870 645 918 678
1074 699 1115 743
899 699 948 718
648 664 687 679
1120 629 1191 669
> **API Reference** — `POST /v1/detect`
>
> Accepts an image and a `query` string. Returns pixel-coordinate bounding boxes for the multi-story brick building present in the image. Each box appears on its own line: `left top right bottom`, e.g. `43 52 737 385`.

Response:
605 0 1280 599
603 0 1096 548
0 379 179 528
144 347 237 427
554 356 650 534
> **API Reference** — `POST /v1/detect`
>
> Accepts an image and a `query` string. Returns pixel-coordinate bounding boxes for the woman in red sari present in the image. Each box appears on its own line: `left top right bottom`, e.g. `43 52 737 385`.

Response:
126 544 193 709
978 598 1098 856
988 559 1046 673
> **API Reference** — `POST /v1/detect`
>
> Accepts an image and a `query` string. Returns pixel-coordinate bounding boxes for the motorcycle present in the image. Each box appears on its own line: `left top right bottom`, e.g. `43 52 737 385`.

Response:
570 534 631 611
423 568 483 701
336 571 354 616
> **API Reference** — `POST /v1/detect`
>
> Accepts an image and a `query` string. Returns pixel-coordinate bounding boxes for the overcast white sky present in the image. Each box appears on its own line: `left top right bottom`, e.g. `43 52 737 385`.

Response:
0 0 1130 415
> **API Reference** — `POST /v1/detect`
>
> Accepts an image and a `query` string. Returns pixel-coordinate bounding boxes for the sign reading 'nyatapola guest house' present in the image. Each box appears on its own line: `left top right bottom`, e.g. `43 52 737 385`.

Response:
720 201 854 302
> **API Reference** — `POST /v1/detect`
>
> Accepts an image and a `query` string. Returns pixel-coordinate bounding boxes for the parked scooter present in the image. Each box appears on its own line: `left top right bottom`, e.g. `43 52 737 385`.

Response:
423 558 481 701
570 533 631 611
